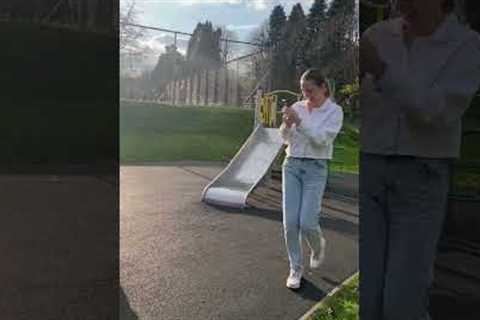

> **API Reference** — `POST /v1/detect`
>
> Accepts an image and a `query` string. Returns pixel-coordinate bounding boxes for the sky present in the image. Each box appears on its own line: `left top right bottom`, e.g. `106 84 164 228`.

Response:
122 0 317 72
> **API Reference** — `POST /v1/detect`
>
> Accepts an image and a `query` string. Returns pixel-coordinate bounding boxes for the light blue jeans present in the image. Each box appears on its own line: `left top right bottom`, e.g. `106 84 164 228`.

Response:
282 156 329 271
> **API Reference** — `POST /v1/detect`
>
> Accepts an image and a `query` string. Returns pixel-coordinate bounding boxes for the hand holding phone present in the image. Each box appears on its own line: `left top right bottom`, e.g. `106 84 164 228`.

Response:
282 102 299 127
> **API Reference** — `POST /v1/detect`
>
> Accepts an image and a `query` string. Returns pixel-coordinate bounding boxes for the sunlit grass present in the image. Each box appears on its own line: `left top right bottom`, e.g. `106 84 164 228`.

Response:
308 274 359 320
120 101 359 174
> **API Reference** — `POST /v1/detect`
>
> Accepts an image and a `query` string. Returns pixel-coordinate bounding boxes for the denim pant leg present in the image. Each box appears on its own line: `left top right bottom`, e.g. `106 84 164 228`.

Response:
359 153 389 320
382 158 450 320
299 160 328 254
282 159 303 271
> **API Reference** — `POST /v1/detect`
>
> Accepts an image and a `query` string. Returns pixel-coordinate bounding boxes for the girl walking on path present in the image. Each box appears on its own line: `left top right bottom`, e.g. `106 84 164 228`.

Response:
279 68 344 289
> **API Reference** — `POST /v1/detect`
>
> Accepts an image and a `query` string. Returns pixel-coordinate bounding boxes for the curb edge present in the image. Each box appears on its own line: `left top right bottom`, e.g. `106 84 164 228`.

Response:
298 271 359 320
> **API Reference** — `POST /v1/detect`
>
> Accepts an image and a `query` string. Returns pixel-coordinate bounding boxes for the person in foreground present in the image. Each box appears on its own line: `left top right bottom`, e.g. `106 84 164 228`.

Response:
359 0 480 319
279 68 344 290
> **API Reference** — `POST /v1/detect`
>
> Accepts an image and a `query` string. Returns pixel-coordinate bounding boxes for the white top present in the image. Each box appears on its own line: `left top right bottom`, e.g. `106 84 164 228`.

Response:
279 98 344 159
360 14 480 158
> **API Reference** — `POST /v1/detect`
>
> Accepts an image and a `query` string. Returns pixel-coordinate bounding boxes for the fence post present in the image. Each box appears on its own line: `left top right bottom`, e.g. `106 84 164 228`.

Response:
235 61 241 107
164 83 168 103
180 79 186 105
188 76 193 105
174 79 179 105
203 69 208 106
224 67 229 106
208 70 215 105
213 69 219 105
254 89 263 129
196 72 201 106
173 80 178 105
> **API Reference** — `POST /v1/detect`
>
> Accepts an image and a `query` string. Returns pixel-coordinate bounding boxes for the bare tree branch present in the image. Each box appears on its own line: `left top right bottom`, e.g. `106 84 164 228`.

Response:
218 26 240 63
120 0 144 50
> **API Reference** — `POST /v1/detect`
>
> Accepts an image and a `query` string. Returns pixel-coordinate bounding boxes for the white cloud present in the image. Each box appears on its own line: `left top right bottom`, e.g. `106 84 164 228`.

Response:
301 0 315 6
139 0 242 5
136 0 315 12
245 0 269 11
138 0 265 10
226 23 259 30
130 34 189 71
138 36 167 53
121 39 180 74
245 0 315 12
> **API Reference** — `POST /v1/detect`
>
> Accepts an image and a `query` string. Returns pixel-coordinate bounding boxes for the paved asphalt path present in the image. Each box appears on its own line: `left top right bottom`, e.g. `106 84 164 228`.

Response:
120 162 358 320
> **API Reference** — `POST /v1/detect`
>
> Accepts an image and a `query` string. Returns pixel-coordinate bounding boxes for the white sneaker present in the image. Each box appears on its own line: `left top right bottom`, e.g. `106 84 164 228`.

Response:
310 237 326 269
286 268 303 289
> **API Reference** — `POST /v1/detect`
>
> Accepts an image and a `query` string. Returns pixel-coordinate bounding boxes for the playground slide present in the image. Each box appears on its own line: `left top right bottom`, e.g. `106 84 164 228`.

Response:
201 125 285 208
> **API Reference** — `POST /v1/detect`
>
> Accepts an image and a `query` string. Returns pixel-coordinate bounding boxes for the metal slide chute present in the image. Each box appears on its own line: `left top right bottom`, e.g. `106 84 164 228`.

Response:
201 125 284 208
201 90 301 208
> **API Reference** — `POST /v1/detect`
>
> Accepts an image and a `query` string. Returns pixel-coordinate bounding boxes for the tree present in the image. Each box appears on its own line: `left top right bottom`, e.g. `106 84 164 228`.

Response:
149 44 186 98
120 0 144 50
247 0 358 93
268 5 287 49
285 3 307 90
219 26 239 63
324 0 357 84
307 0 328 35
268 5 288 90
327 0 355 18
186 21 223 72
302 0 328 69
247 21 271 90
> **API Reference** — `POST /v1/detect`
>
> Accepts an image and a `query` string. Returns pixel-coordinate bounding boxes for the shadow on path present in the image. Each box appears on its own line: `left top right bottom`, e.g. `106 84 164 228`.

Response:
178 166 216 181
207 204 358 240
319 275 342 288
207 204 283 222
321 215 358 239
293 278 327 302
120 287 139 320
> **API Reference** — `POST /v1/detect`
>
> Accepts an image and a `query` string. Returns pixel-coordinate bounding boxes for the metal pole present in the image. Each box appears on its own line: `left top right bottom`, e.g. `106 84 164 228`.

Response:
254 89 263 129
236 60 241 107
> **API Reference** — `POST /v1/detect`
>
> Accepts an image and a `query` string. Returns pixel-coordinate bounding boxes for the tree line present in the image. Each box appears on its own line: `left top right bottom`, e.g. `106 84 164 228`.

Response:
133 1 356 97
147 21 226 98
259 0 358 92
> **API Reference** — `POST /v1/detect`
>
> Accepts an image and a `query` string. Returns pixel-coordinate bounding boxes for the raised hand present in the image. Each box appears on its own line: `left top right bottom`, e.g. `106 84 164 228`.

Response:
282 106 300 127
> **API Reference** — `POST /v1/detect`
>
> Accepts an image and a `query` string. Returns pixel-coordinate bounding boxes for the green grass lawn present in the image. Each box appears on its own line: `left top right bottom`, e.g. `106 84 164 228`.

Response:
452 166 480 196
331 122 359 173
120 101 359 173
308 274 359 320
120 101 254 162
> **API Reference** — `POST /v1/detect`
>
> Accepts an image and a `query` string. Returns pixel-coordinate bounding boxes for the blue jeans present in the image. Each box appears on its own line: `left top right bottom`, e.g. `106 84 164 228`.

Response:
282 157 328 271
359 153 451 320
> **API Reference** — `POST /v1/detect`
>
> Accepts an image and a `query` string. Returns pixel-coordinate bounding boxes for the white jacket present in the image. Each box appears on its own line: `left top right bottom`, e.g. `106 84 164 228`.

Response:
360 14 480 158
279 98 343 159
